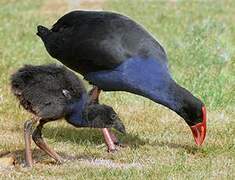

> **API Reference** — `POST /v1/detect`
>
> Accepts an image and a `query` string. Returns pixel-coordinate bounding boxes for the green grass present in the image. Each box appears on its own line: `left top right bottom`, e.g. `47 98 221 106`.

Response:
0 0 234 179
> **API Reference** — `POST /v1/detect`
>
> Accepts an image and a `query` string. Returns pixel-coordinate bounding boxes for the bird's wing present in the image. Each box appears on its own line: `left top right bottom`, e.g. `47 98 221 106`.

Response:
78 12 168 68
47 11 168 73
11 64 85 119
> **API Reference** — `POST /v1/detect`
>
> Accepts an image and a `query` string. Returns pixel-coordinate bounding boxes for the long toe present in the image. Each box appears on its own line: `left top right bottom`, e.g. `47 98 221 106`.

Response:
57 158 65 164
114 141 127 148
107 147 118 153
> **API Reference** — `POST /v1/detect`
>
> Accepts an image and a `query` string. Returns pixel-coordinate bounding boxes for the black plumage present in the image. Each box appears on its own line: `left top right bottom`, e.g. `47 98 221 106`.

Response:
37 11 207 146
11 64 125 132
11 64 126 166
11 64 85 119
37 11 166 74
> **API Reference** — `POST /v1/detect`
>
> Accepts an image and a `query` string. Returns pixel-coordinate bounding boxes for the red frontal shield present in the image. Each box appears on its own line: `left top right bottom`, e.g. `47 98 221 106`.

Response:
190 106 207 146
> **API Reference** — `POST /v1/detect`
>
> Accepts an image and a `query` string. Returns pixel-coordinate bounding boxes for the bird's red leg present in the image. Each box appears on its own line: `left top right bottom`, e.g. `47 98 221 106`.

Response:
89 86 101 104
24 120 33 167
108 130 118 144
101 128 116 152
108 129 126 148
89 86 119 152
108 130 120 145
32 120 63 164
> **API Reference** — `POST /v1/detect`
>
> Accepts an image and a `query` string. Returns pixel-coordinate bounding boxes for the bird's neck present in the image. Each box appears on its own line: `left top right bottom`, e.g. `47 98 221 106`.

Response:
84 57 201 123
139 79 200 124
135 79 180 111
65 94 89 127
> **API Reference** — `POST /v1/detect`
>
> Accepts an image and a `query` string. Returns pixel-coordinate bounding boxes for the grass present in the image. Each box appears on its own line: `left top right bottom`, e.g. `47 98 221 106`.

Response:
0 0 234 179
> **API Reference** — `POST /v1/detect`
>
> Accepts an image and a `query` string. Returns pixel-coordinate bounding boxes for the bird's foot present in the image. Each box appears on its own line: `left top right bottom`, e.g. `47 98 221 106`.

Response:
107 142 127 153
114 141 127 148
55 158 65 165
102 128 127 152
107 147 118 153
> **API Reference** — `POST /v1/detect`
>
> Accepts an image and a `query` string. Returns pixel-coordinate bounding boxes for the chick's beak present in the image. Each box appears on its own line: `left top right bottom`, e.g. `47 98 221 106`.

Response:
112 118 126 134
190 106 207 146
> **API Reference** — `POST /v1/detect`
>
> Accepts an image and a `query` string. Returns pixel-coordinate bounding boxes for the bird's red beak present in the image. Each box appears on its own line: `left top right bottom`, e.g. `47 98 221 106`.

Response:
190 106 207 146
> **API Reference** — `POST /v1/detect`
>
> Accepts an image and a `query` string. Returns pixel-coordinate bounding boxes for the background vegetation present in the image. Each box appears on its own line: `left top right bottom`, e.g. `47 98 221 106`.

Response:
0 0 234 179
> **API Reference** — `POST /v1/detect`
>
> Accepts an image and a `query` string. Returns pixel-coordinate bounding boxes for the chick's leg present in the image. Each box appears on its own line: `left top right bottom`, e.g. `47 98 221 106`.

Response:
24 120 34 167
32 120 63 164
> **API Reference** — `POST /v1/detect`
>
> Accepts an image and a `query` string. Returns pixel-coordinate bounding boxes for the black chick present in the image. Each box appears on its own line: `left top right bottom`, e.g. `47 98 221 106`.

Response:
11 64 125 167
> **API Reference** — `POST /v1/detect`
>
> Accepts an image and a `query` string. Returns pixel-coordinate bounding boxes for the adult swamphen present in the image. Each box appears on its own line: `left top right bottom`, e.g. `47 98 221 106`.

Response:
37 11 207 148
11 64 125 167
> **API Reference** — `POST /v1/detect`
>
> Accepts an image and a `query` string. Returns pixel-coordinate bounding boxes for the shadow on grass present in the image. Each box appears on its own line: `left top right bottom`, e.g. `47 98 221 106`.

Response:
42 126 204 154
2 148 94 166
1 130 208 167
42 126 147 148
3 125 206 166
151 141 201 154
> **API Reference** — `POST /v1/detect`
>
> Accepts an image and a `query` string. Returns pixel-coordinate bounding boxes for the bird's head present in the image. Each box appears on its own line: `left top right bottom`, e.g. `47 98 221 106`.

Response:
84 104 126 134
178 97 207 146
63 90 126 134
77 88 125 134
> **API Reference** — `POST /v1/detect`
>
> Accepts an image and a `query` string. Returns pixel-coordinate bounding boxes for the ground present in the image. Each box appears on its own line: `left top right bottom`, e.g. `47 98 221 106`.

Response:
0 0 234 179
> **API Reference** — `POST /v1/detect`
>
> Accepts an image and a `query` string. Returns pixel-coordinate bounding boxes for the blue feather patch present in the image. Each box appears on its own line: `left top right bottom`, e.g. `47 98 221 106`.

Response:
66 94 89 126
85 57 179 109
